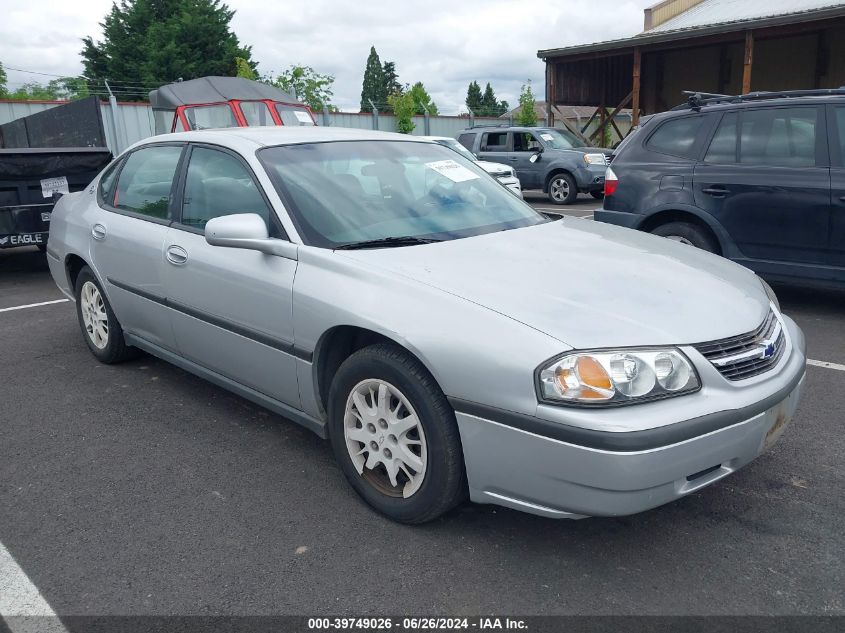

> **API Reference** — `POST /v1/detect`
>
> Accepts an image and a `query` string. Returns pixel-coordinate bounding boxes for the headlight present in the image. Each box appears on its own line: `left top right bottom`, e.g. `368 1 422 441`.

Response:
583 153 608 166
759 277 780 312
537 348 700 406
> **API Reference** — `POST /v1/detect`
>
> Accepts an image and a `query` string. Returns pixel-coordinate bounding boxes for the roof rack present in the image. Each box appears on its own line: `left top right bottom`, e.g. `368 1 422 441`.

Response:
674 88 845 111
467 123 512 129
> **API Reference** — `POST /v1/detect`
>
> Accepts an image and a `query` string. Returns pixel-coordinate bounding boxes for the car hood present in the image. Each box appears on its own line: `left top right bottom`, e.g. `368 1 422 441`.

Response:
475 160 513 175
338 219 769 350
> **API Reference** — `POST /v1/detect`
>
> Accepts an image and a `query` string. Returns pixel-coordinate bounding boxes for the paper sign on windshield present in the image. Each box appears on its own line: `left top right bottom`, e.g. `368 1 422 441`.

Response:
41 176 69 198
294 110 313 124
540 133 555 141
425 159 479 183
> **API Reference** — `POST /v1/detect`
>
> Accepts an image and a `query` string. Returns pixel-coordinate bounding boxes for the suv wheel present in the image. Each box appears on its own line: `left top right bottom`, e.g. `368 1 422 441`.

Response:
74 266 138 363
328 343 466 524
548 173 577 205
651 222 717 253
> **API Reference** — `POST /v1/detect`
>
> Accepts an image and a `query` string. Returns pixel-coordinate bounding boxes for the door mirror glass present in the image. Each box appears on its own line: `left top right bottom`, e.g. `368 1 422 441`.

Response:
205 214 296 259
529 152 541 163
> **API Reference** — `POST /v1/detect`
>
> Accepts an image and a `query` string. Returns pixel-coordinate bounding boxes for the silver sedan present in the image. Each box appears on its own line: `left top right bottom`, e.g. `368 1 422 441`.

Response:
46 127 806 523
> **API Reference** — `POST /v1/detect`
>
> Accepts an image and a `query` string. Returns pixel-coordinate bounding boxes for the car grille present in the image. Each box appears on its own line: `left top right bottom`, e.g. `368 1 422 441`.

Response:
693 310 785 381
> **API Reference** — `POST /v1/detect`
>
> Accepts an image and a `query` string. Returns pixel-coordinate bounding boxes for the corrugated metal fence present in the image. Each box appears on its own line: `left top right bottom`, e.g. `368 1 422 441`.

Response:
0 100 508 155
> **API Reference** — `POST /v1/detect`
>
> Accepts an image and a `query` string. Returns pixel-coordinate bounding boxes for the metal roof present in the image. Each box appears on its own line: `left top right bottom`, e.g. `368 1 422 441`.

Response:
538 1 845 59
649 0 844 32
148 76 300 109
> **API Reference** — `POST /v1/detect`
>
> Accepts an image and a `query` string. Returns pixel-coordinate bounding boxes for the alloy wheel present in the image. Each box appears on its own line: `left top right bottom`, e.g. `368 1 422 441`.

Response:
343 379 428 499
550 178 569 202
80 281 109 349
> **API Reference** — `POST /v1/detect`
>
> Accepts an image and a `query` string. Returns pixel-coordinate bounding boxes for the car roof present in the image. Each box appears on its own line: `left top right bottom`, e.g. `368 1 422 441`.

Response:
125 126 436 154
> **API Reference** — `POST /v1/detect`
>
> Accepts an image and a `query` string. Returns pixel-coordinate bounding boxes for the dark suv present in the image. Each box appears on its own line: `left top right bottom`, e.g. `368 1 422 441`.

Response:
596 90 845 287
457 126 610 204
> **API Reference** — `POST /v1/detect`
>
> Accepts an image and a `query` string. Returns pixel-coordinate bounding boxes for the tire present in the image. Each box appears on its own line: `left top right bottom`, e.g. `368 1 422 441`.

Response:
590 190 605 200
651 221 717 253
74 266 138 363
328 343 466 524
547 172 578 205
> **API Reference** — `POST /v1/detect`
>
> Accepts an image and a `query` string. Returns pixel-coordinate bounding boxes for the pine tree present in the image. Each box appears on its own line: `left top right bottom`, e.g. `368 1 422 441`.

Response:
381 61 401 112
81 0 254 101
480 82 498 116
360 46 386 112
465 81 482 113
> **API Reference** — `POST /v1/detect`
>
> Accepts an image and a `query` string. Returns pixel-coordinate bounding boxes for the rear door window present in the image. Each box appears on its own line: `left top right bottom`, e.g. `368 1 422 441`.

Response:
113 145 183 219
738 107 817 167
646 115 706 158
481 132 508 151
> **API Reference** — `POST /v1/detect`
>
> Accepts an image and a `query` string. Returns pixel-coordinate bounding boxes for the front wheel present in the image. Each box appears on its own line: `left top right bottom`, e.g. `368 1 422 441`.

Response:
328 343 466 524
74 266 138 363
547 173 578 205
651 221 717 253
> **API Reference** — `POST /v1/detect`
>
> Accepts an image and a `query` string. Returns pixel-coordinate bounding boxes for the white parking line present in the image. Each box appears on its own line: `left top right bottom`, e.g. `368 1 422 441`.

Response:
0 540 68 632
807 358 845 372
0 299 69 313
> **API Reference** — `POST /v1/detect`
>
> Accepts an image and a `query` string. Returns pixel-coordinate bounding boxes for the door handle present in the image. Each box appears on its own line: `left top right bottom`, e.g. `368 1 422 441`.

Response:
166 245 188 266
91 223 106 240
839 196 845 202
702 186 729 197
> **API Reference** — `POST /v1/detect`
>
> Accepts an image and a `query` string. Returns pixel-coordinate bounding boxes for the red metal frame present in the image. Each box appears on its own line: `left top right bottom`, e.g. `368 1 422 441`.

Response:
172 98 315 132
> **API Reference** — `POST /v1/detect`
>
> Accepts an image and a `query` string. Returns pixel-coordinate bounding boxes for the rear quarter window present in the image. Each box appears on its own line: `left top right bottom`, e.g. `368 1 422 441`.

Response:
457 133 477 151
645 115 707 159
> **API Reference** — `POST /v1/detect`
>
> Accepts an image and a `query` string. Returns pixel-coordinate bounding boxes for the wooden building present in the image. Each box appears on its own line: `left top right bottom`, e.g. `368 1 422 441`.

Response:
538 0 845 141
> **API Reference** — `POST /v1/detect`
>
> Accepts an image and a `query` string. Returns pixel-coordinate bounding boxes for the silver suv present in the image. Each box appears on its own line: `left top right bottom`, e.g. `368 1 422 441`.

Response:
457 126 610 204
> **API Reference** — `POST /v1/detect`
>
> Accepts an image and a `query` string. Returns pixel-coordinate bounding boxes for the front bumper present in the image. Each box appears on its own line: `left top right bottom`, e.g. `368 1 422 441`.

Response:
574 165 606 191
455 316 807 519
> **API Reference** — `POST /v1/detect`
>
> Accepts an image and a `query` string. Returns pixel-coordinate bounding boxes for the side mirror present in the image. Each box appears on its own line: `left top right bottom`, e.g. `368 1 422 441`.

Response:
205 213 297 260
529 151 541 163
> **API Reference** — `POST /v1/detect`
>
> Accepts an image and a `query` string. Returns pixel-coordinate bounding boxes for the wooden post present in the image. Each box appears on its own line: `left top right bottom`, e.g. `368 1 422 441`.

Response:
632 47 641 127
742 30 754 94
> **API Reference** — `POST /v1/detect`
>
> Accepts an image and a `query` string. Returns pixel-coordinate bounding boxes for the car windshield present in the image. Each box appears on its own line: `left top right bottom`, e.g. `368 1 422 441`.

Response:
433 138 477 162
537 128 588 149
259 140 544 248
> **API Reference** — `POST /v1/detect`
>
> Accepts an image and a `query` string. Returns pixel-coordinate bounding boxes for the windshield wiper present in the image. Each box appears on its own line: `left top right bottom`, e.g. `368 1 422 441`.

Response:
335 236 443 250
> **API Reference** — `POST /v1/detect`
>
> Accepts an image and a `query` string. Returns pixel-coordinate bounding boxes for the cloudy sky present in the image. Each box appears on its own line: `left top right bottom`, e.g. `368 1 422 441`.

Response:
1 0 645 114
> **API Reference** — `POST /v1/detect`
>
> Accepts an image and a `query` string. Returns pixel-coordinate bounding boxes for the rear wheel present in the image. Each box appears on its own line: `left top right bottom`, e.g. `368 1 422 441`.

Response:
547 173 578 205
651 221 717 253
74 266 138 363
328 343 465 524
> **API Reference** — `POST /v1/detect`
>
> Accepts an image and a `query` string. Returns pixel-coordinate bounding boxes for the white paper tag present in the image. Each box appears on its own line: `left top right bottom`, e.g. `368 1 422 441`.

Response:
41 176 69 198
540 133 554 141
425 159 479 183
294 110 313 124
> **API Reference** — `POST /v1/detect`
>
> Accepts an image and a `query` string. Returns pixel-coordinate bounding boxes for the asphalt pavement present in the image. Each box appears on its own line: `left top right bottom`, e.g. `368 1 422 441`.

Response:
1 225 843 620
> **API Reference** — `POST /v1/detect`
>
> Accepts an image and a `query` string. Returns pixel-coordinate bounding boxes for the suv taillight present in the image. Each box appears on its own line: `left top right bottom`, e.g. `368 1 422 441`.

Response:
604 166 618 196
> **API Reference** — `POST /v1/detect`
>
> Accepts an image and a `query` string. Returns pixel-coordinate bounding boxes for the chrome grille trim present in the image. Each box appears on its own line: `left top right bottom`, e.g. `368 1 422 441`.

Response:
694 310 785 381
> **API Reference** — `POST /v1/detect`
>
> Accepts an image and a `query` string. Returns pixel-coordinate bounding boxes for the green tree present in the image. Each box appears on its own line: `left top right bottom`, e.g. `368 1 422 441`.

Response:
2 76 90 101
381 60 402 112
516 82 537 126
270 64 334 111
0 62 7 98
389 91 415 134
81 0 254 101
235 56 256 80
360 46 385 111
408 81 438 115
465 80 481 113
